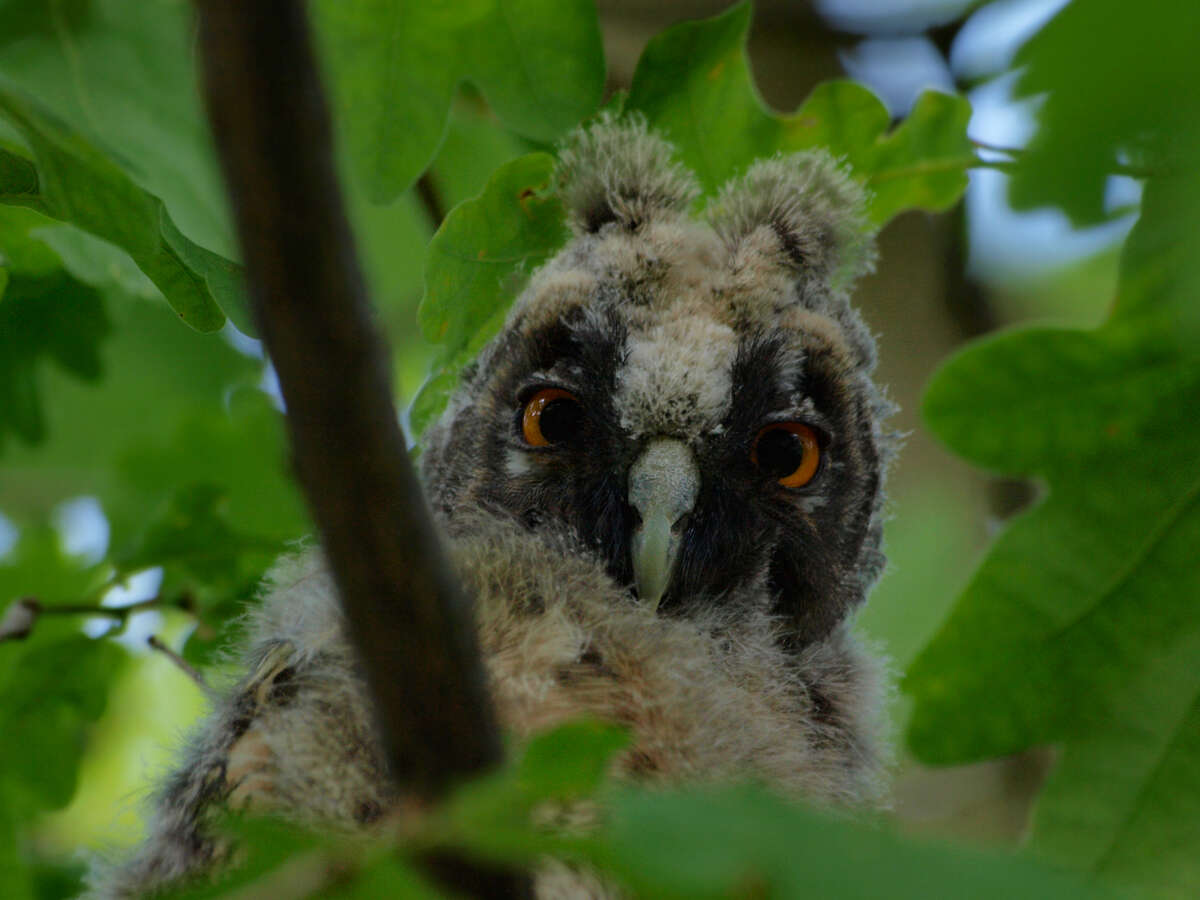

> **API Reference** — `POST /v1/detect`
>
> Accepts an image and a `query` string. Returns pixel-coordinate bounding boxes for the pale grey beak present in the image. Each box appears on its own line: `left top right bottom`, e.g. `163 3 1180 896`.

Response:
628 438 699 610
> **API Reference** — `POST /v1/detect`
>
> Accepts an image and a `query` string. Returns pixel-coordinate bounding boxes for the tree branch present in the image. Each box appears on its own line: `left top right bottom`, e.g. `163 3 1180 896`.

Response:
191 0 503 801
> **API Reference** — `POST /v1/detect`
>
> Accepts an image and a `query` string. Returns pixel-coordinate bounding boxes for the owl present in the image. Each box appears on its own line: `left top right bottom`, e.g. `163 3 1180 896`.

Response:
87 116 895 898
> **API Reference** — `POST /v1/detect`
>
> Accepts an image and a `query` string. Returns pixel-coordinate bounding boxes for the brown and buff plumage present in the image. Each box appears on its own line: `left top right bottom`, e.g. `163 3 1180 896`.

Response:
87 115 896 899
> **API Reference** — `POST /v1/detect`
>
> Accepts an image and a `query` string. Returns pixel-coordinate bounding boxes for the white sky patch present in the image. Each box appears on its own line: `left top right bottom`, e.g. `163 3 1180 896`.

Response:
84 568 166 652
815 0 972 35
951 0 1070 81
0 510 17 559
966 74 1136 279
839 36 955 115
54 496 109 565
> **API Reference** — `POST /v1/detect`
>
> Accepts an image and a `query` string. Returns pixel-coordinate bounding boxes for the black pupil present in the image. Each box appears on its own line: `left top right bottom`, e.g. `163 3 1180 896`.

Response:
756 428 806 479
539 398 584 443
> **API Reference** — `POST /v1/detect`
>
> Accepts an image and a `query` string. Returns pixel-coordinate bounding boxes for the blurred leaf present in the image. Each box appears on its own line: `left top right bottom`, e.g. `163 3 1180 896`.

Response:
164 817 321 899
313 0 604 202
1010 0 1200 227
625 3 973 222
0 532 125 821
28 859 86 900
0 144 40 206
0 85 248 332
115 391 307 549
0 205 62 276
0 0 232 257
0 636 124 813
412 153 567 434
600 784 1093 900
0 270 109 448
115 483 280 584
515 719 629 802
909 169 1200 895
1030 630 1200 898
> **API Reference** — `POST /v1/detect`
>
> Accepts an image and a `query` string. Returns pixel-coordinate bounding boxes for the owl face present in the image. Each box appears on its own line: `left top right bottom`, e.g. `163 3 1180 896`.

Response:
423 118 893 647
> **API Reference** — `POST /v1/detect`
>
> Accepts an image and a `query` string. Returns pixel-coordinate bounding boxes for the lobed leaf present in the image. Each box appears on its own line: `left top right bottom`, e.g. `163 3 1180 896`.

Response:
412 152 568 434
0 85 249 332
908 168 1200 896
626 2 973 222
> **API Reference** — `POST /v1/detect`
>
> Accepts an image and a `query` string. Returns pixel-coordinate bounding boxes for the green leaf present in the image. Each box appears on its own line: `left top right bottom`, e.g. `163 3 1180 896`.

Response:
0 270 109 448
0 204 62 276
314 0 604 202
1009 0 1200 227
625 3 973 222
412 152 568 433
0 144 40 208
0 289 263 548
0 0 233 257
515 719 629 802
907 170 1200 896
0 531 125 819
1030 630 1200 898
600 785 1094 900
0 636 125 813
114 483 282 584
0 84 248 332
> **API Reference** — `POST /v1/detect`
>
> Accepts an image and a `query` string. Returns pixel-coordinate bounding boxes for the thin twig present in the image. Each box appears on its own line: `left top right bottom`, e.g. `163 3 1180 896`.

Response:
0 594 188 643
970 137 1023 158
34 595 168 619
148 635 208 689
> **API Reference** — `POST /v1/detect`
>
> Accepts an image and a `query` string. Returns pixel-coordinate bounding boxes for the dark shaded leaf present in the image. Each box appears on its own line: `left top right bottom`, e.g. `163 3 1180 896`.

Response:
0 270 109 448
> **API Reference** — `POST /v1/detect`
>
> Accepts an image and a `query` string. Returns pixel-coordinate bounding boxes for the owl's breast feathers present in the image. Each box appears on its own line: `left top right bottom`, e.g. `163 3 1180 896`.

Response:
241 513 890 812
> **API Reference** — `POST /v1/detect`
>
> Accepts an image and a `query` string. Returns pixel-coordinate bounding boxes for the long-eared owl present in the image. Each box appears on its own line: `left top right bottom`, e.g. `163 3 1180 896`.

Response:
88 115 896 898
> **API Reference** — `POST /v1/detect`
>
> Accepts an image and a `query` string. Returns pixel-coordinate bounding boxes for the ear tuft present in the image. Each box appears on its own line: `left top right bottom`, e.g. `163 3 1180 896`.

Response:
557 113 699 234
709 151 878 289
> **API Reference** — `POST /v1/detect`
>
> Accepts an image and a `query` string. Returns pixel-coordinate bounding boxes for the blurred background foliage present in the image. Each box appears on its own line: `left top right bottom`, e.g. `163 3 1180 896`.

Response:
0 0 1196 897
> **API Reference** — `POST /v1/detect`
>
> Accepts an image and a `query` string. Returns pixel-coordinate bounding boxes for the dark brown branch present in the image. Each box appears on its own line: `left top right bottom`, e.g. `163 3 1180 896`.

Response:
191 0 503 800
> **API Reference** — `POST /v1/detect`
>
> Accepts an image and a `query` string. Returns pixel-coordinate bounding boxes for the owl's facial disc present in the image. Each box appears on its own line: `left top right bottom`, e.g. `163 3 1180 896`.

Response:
627 438 699 610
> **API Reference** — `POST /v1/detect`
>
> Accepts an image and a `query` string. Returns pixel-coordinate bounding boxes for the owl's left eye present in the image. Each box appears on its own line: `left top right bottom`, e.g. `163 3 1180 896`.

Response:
752 422 821 487
521 387 585 446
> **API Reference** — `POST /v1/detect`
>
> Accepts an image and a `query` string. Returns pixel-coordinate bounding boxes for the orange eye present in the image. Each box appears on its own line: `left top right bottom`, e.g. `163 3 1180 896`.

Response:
752 422 821 488
521 388 584 446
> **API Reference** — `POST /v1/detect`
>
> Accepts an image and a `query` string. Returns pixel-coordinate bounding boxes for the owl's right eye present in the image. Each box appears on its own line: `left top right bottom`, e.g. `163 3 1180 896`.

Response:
521 388 585 446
